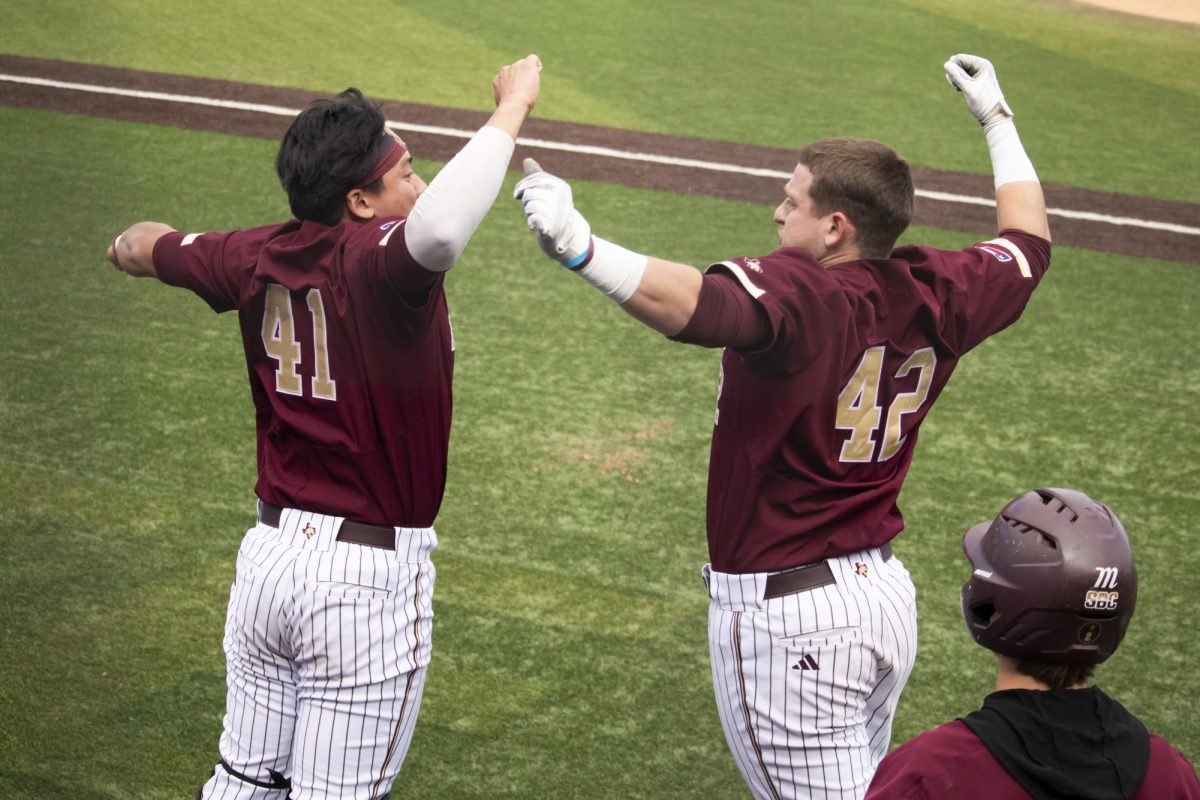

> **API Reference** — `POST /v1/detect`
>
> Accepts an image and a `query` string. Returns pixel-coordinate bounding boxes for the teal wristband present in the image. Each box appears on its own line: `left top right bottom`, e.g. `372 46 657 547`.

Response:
561 238 595 270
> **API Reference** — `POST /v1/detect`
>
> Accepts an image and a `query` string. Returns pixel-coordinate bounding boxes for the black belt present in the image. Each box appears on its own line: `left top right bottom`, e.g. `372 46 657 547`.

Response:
258 503 396 550
763 542 893 600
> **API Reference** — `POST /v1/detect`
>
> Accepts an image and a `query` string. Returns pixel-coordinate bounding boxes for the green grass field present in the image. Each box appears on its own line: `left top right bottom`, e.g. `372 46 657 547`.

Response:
1 1 1198 797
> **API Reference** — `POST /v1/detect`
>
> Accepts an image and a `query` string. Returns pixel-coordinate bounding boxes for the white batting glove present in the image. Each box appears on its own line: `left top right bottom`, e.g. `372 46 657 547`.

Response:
513 158 594 268
944 54 1013 129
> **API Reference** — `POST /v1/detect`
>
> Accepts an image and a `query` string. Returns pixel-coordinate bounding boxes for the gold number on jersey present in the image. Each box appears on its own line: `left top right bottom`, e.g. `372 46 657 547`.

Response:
836 346 885 462
836 346 937 463
306 289 337 401
261 284 337 401
878 348 935 461
261 284 304 396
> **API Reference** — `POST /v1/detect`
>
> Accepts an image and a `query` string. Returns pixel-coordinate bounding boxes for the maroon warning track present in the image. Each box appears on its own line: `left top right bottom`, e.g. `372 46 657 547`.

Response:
2 54 1196 264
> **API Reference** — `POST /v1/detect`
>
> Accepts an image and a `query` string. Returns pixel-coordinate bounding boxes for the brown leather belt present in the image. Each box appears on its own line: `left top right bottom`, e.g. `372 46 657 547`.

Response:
258 503 396 550
763 542 893 600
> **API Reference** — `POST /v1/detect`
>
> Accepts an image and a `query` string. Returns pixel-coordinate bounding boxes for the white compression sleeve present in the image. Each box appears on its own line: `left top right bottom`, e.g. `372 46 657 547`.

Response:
984 119 1038 189
573 237 648 305
405 125 516 271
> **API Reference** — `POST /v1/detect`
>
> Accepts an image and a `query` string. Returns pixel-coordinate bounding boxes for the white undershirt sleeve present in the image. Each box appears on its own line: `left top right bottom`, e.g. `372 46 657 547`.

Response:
405 125 516 271
984 119 1038 189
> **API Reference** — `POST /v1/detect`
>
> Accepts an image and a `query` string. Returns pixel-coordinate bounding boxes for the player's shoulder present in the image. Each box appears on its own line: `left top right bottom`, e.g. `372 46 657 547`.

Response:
876 719 993 777
158 219 292 251
161 221 304 276
260 217 406 267
894 718 981 754
893 229 1050 276
229 219 303 245
867 721 989 799
708 248 835 297
1144 733 1200 795
260 217 406 252
344 215 408 249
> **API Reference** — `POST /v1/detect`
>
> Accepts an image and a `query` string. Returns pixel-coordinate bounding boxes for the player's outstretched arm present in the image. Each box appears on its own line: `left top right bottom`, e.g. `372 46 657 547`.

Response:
945 54 1050 242
106 221 176 278
513 158 702 336
404 54 543 272
487 54 542 141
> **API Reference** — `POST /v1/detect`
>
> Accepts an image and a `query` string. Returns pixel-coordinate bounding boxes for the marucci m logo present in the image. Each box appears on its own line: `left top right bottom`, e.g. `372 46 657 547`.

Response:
1094 567 1119 589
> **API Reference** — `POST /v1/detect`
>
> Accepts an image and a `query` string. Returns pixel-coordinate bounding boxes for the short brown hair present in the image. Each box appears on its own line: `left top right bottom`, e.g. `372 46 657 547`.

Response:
1015 659 1096 691
797 138 914 258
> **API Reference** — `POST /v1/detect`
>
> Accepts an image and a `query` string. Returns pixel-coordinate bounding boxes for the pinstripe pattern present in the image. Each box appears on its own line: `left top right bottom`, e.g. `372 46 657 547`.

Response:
199 507 436 800
705 546 917 800
732 611 783 800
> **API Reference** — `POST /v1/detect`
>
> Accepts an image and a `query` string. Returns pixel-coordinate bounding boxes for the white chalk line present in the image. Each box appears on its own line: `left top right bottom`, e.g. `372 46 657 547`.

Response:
3 73 1197 237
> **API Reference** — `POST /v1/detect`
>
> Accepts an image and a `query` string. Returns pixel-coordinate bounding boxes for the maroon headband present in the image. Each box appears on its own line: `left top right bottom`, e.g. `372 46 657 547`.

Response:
357 131 408 188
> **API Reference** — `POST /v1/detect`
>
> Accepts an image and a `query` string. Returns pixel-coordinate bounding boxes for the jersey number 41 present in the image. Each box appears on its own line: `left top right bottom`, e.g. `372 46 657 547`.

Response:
261 283 338 401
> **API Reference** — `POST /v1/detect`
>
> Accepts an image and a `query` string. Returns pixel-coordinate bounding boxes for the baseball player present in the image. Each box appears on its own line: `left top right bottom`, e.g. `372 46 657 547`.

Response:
866 488 1200 799
104 55 543 799
514 54 1050 798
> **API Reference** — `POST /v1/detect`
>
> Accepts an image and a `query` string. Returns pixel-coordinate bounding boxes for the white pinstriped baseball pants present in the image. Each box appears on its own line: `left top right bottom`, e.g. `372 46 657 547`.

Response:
705 546 917 800
198 506 437 800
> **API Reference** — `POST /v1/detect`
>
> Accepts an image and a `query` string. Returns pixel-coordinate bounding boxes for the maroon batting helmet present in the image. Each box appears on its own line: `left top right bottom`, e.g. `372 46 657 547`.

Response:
961 488 1136 665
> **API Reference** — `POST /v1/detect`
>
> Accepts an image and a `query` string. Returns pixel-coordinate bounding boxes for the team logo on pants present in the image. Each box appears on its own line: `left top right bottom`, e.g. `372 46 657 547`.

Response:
303 523 317 539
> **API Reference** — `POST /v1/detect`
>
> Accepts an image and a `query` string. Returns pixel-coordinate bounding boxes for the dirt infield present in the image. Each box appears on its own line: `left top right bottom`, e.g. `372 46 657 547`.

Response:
2 54 1197 264
1077 0 1200 25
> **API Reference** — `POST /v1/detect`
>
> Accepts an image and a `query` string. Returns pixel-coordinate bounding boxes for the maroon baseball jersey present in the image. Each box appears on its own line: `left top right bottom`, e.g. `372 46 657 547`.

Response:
702 230 1050 572
154 217 453 527
865 718 1200 799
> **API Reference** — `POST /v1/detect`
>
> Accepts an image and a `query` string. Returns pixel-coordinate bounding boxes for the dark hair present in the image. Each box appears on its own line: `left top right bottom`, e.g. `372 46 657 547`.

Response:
275 88 387 225
1015 659 1095 691
796 138 914 258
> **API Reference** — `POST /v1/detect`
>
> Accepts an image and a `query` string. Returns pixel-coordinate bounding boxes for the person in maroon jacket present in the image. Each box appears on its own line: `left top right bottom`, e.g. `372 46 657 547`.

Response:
105 56 542 799
514 54 1049 799
866 488 1200 800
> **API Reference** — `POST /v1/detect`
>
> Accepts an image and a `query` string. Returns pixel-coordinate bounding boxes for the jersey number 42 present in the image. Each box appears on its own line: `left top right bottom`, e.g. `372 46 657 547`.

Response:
836 345 937 463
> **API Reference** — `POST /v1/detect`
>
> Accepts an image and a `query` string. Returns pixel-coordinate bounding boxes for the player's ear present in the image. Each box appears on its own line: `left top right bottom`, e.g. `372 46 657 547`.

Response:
344 188 376 222
825 211 857 250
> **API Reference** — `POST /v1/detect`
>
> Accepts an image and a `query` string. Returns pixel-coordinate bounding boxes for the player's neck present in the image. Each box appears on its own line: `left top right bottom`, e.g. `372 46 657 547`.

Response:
995 671 1051 691
995 656 1088 692
819 246 862 268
